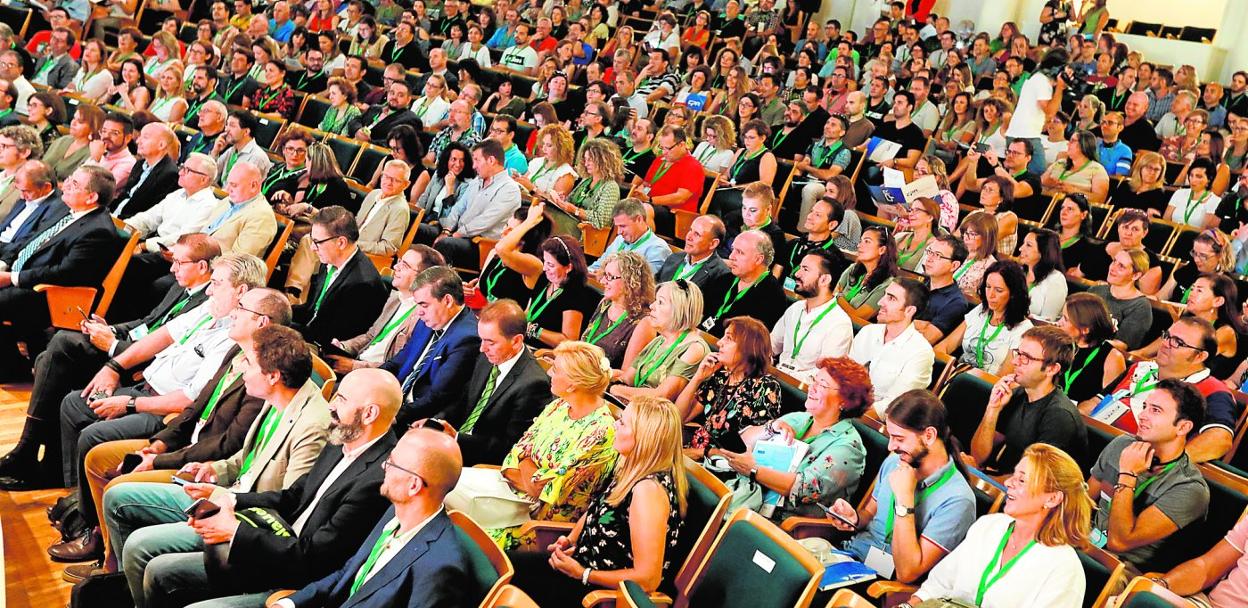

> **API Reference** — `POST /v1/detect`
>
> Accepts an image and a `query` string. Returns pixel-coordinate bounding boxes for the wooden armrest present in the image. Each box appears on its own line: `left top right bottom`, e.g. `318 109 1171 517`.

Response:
867 580 918 599
474 464 501 470
265 589 296 606
516 520 576 550
1118 576 1190 607
34 284 100 330
582 589 673 608
779 516 844 540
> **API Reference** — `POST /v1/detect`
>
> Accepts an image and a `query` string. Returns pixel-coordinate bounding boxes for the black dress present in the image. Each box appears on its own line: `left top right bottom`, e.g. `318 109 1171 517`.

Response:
479 256 530 305
524 276 600 347
1057 340 1115 403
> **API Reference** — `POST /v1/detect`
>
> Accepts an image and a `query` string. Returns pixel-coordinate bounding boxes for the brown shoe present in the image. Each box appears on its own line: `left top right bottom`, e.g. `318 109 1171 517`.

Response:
62 562 105 583
48 527 103 563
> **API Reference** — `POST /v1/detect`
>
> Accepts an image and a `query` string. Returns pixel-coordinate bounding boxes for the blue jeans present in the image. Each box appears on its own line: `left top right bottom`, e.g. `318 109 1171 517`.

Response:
103 482 197 607
1007 136 1048 176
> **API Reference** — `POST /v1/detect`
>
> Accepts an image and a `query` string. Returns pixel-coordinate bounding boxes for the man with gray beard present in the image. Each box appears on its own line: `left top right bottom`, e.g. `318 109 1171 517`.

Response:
137 368 402 607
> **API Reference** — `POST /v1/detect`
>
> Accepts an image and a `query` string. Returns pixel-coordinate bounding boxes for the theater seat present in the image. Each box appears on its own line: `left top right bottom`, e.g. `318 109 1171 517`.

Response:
679 509 822 608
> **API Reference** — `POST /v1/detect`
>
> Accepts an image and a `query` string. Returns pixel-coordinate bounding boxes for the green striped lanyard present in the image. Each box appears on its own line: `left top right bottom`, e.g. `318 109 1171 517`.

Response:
262 165 305 196
843 274 867 303
953 258 977 282
673 257 707 281
482 258 507 301
634 330 689 386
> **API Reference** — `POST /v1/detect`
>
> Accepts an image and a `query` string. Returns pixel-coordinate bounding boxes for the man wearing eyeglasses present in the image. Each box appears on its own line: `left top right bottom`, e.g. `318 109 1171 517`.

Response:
0 160 67 259
1084 316 1238 463
0 50 34 116
914 234 970 344
203 162 278 259
967 326 1087 474
489 114 529 175
290 207 389 347
1097 111 1134 177
182 100 228 163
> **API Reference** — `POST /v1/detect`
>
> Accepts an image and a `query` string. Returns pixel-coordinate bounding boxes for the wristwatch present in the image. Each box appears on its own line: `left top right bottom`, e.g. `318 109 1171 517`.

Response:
126 396 137 415
894 502 916 518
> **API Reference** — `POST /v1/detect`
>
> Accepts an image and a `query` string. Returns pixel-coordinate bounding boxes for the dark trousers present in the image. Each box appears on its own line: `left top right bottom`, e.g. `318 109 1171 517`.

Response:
60 385 162 490
0 286 51 378
112 253 173 324
434 236 478 270
507 549 599 607
19 330 115 477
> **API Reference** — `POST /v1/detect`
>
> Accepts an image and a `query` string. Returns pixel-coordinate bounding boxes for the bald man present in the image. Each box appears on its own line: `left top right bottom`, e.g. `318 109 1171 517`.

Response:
140 369 403 607
203 162 279 258
278 426 470 608
1121 91 1162 153
111 123 183 219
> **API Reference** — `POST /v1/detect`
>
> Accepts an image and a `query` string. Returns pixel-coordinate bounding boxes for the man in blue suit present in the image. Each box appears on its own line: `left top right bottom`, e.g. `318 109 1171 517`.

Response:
275 425 471 608
382 266 481 427
0 161 67 259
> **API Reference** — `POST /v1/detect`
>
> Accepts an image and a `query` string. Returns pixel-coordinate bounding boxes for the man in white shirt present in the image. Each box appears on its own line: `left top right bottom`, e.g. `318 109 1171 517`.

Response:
1006 49 1068 177
498 22 539 75
0 50 34 115
771 248 853 384
124 153 221 254
908 76 941 137
849 278 935 415
435 140 522 268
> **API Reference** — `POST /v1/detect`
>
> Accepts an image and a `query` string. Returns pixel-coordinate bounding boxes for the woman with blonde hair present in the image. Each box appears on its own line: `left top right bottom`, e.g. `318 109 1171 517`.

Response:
692 115 738 175
601 25 636 66
611 281 709 403
515 123 578 199
495 340 620 549
911 443 1091 607
67 39 114 103
508 395 688 604
148 62 188 123
577 251 657 369
1110 151 1169 217
549 138 623 231
955 210 1000 297
1088 247 1155 349
142 31 181 79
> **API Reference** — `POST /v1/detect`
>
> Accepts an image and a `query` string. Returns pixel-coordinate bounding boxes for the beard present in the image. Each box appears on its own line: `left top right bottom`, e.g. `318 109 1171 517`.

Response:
328 408 366 445
898 443 929 466
794 279 817 298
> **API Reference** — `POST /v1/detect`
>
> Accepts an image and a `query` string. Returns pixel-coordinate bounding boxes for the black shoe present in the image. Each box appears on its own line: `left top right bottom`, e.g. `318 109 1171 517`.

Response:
0 445 37 477
0 471 60 491
48 492 79 525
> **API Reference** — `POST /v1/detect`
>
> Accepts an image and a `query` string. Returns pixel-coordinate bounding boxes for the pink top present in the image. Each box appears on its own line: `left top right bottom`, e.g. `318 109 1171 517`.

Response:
1209 514 1248 606
97 149 137 187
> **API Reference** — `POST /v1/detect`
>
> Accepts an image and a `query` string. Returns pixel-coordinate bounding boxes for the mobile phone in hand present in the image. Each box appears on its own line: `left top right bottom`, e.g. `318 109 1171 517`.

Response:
183 498 221 519
120 453 143 474
820 502 857 528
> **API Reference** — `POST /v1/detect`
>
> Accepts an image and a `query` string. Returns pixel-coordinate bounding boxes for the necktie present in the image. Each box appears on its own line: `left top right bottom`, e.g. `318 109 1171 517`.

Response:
313 265 337 314
12 213 74 273
460 365 499 434
402 329 444 398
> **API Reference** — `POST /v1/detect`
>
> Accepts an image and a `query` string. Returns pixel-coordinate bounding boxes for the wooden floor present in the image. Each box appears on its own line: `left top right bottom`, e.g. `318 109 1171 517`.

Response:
0 382 74 608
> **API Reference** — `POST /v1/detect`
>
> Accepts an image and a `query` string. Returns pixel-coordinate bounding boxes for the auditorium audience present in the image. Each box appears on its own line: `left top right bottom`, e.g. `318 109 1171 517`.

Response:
1056 293 1128 404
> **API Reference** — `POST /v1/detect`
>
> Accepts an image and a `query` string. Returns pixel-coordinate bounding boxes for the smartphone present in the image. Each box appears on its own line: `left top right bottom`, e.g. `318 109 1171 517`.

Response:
819 502 857 528
170 475 192 487
76 306 90 320
120 453 143 474
974 142 990 154
183 498 221 519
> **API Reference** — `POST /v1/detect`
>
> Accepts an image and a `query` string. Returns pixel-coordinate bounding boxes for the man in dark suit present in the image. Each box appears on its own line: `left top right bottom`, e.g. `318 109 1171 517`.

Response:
434 299 550 466
656 214 732 298
137 368 402 607
0 160 68 259
0 233 218 489
292 206 389 347
109 123 182 220
279 425 471 608
349 80 421 146
0 165 122 378
382 267 480 427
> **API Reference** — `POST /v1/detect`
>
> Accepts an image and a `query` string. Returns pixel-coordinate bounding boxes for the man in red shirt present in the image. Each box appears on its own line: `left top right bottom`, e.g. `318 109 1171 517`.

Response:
530 17 559 56
632 125 705 236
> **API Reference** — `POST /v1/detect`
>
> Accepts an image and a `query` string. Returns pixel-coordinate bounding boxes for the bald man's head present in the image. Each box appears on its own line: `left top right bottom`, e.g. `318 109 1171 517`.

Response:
226 162 262 203
331 368 402 442
382 427 462 505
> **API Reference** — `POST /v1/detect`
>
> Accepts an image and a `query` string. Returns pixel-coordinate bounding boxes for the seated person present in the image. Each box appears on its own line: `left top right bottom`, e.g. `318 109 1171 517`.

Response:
699 229 785 336
823 390 977 583
915 234 972 344
1109 152 1171 219
382 267 481 427
937 260 1034 376
468 209 551 305
491 340 620 549
1088 248 1154 350
546 137 621 235
1055 293 1128 404
772 249 855 384
863 91 925 184
1040 130 1111 203
835 225 898 319
432 299 551 467
506 396 688 605
1137 511 1248 608
722 183 785 275
958 139 1043 217
611 281 710 403
969 326 1088 473
851 278 936 416
656 214 732 296
1164 158 1221 229
717 357 870 521
588 199 671 275
291 206 389 347
412 143 475 243
676 317 782 453
778 198 851 289
1086 379 1210 571
791 114 854 227
275 426 472 607
1050 193 1103 279
521 233 598 350
954 211 1000 297
1084 317 1238 463
1082 209 1164 295
433 140 523 269
975 175 1021 258
1156 230 1235 305
1019 228 1068 323
631 126 706 237
893 198 941 273
577 251 657 369
911 443 1092 608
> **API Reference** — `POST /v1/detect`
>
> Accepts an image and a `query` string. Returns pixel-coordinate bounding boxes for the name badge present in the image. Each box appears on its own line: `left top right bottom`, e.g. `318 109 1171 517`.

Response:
1088 527 1108 549
864 545 896 578
700 316 717 332
128 323 150 341
783 277 797 292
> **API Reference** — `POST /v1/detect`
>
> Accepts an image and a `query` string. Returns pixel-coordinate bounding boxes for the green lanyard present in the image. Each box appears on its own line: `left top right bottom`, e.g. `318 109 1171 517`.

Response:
569 178 606 206
1058 158 1092 182
0 108 11 122
812 140 843 168
482 258 507 301
321 106 353 133
525 285 563 322
238 406 283 476
896 233 931 268
178 314 213 345
624 146 652 165
953 258 976 282
199 361 242 422
351 522 400 595
715 275 763 319
649 159 674 184
1130 368 1159 397
843 274 867 303
1060 235 1081 249
391 43 406 62
412 97 434 120
634 330 689 386
152 293 194 332
257 85 286 111
974 315 1007 369
673 256 707 281
791 302 837 358
262 165 305 196
365 303 417 349
1102 460 1180 518
528 161 555 184
223 150 241 182
884 464 957 542
625 231 656 252
1181 284 1193 304
583 308 627 345
1061 345 1102 392
730 147 766 181
297 68 324 90
771 128 793 150
975 522 1038 606
313 265 337 313
1110 89 1127 110
694 144 716 165
789 237 835 269
1182 190 1211 225
35 57 58 79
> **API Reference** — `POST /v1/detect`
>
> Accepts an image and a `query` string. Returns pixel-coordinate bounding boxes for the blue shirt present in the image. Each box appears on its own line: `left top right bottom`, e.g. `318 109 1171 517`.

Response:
844 454 976 560
486 26 516 50
918 282 970 336
589 231 670 274
271 19 295 43
502 144 529 175
1097 140 1134 177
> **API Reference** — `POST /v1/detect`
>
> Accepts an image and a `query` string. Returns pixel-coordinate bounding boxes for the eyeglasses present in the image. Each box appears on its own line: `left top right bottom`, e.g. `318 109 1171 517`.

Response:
179 166 210 177
1161 330 1201 351
923 247 954 262
1010 349 1048 367
310 235 340 248
283 145 308 153
601 272 621 282
381 456 423 479
235 303 269 319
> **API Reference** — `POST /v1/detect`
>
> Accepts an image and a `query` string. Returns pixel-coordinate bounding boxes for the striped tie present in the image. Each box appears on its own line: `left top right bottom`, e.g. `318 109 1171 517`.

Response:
13 214 74 273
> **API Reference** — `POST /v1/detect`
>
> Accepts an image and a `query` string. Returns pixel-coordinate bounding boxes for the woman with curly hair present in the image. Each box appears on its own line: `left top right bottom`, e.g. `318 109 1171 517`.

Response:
549 138 622 231
515 123 578 199
576 251 657 369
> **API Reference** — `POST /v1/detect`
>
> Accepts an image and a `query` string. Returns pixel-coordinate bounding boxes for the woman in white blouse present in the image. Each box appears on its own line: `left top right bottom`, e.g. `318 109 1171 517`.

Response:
67 40 113 102
514 124 578 199
937 259 1033 375
906 443 1090 608
1164 158 1222 229
149 62 189 123
1018 229 1068 323
691 115 737 175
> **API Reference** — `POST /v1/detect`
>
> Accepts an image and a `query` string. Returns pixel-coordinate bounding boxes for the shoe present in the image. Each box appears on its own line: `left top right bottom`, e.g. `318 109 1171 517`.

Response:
48 527 103 563
62 561 105 583
47 493 78 525
0 447 36 477
0 471 60 491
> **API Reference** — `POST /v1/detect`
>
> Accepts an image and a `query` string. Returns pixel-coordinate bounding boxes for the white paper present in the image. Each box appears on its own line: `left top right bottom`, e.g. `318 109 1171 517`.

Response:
752 550 777 573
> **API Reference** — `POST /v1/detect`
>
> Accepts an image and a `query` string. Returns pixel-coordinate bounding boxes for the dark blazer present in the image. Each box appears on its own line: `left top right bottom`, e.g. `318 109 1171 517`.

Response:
287 508 469 608
294 248 389 346
434 349 551 466
217 73 260 106
34 54 77 89
0 191 68 259
149 345 265 469
110 155 182 219
226 430 398 590
349 107 421 145
656 251 733 298
1 206 120 288
111 281 211 354
382 307 480 426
